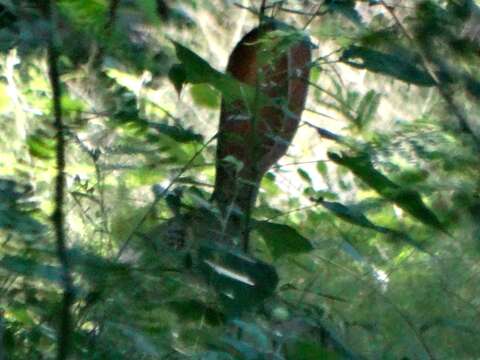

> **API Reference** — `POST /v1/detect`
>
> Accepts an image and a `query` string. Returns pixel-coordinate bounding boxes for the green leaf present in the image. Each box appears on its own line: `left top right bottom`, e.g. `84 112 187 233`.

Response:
328 152 399 195
168 63 186 95
170 41 269 108
172 41 220 84
317 199 426 249
316 161 328 176
198 243 278 314
354 90 380 130
297 168 312 184
317 199 387 233
310 66 321 83
27 134 55 160
190 83 221 109
341 46 436 86
254 221 313 259
389 189 448 234
148 122 203 143
328 152 447 233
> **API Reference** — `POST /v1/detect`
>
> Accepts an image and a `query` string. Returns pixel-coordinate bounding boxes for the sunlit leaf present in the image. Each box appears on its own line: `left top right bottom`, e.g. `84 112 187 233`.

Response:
328 152 447 233
254 221 313 259
190 83 221 109
297 168 312 184
27 134 55 160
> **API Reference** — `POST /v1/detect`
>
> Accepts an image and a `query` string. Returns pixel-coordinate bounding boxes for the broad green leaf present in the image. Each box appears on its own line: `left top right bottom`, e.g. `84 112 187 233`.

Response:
328 152 447 233
170 41 269 108
388 189 448 234
172 41 220 84
317 199 387 233
190 83 221 109
168 63 186 95
254 221 313 259
317 199 427 250
341 46 436 86
328 152 398 194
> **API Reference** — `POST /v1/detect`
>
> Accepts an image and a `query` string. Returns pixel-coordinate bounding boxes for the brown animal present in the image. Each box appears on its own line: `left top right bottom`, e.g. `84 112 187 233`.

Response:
211 20 312 243
148 21 311 250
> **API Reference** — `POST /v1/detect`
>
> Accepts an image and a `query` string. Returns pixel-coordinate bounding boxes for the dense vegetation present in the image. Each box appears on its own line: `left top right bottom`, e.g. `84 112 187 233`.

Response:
1 0 480 359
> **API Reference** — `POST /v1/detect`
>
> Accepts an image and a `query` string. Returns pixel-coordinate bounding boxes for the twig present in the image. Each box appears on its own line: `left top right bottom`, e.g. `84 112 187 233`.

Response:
105 0 120 32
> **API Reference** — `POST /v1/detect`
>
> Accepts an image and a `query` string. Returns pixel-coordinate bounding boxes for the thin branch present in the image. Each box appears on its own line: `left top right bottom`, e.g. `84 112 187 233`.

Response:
42 1 74 359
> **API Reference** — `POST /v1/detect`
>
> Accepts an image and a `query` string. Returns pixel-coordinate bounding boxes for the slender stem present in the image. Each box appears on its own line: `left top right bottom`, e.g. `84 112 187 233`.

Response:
43 1 74 359
105 0 120 32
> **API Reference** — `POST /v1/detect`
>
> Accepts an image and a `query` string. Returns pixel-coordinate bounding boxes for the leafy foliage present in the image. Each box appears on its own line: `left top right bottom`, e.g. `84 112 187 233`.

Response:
1 0 480 359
